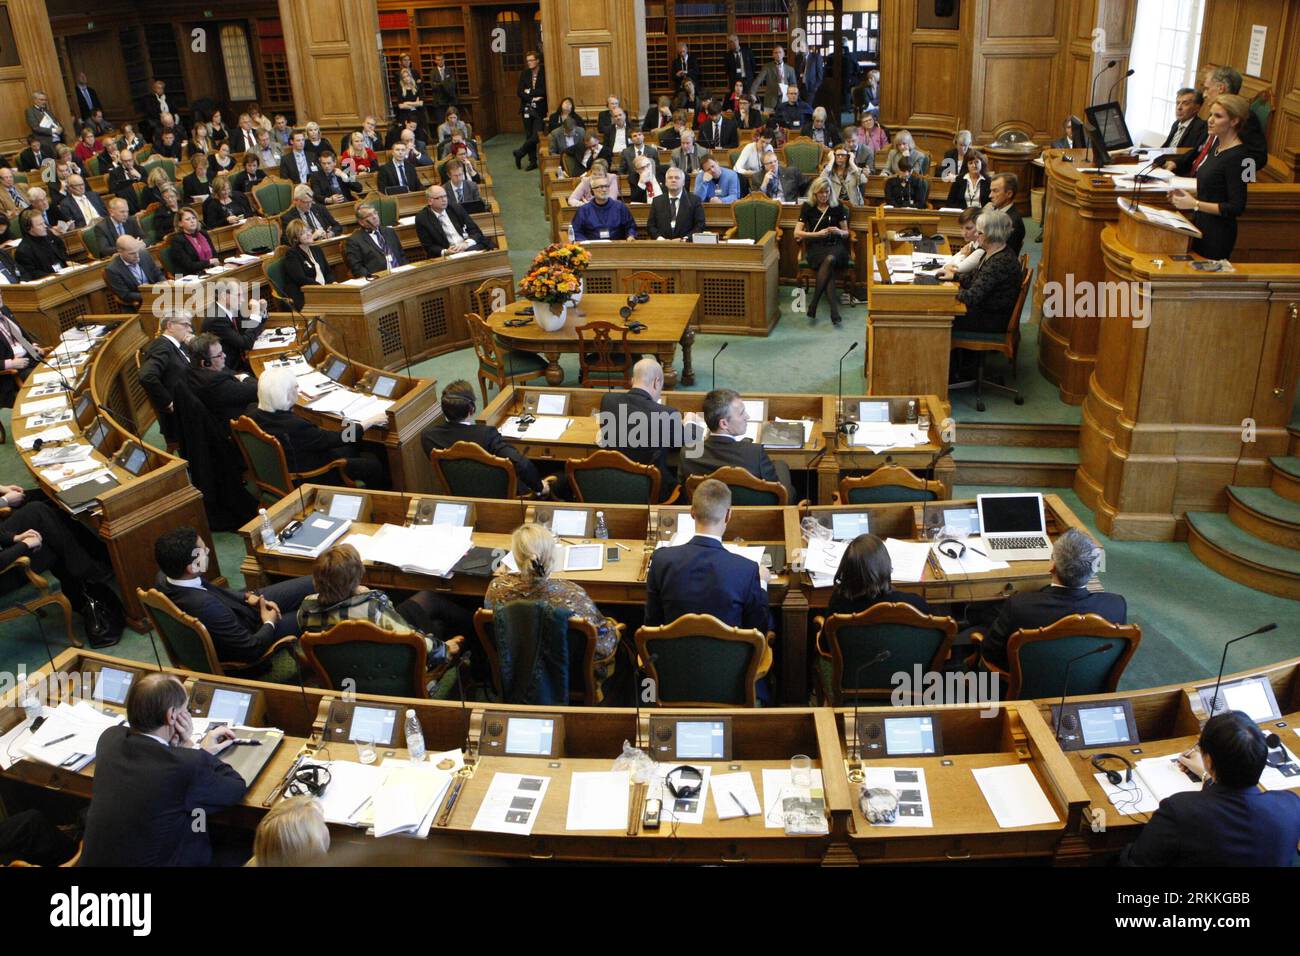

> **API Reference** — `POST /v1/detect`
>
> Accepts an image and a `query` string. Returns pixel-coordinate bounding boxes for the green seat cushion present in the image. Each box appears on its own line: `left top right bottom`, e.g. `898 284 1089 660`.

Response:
953 330 1008 343
484 349 548 374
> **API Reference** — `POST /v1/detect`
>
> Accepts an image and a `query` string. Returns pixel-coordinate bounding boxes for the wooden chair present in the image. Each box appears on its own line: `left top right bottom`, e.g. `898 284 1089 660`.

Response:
137 587 298 679
465 310 548 404
566 449 662 504
781 139 826 177
157 239 182 279
262 249 292 305
140 157 176 183
796 235 857 303
635 614 771 707
685 466 788 505
230 414 356 503
837 464 944 504
429 440 518 498
473 276 515 318
725 192 781 241
950 255 1031 411
5 839 83 867
252 179 293 218
0 555 78 648
79 224 104 260
622 271 670 296
976 614 1143 700
234 217 280 255
474 606 619 706
575 320 633 388
814 603 958 705
300 620 432 699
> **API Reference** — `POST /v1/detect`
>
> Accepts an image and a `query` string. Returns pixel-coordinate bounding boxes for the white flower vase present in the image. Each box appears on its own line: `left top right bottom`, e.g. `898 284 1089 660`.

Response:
533 299 568 332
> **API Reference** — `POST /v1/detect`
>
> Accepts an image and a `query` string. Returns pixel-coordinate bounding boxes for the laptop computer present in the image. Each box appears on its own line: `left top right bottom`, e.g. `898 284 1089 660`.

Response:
976 493 1053 561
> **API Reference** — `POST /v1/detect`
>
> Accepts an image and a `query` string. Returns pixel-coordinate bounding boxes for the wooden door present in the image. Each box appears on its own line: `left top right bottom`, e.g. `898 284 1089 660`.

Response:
477 4 542 141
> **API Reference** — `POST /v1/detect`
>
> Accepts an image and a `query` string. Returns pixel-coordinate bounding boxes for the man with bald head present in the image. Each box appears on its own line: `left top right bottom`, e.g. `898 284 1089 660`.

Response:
94 196 144 251
56 173 107 228
105 235 164 307
597 357 702 501
414 183 492 258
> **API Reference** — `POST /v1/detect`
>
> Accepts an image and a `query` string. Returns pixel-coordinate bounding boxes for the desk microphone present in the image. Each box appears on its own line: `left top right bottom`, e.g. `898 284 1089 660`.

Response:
456 651 474 762
835 341 859 435
1206 623 1276 718
1107 69 1136 107
1090 59 1117 108
926 443 955 477
849 648 891 761
710 341 727 390
1053 643 1114 741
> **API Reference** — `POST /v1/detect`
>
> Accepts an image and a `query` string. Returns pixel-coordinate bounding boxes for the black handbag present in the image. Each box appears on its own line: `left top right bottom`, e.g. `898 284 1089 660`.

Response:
80 580 125 648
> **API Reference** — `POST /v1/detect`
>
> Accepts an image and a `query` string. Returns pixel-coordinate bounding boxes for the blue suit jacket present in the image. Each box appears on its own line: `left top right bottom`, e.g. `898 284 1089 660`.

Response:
693 166 741 204
1120 782 1300 867
645 536 769 633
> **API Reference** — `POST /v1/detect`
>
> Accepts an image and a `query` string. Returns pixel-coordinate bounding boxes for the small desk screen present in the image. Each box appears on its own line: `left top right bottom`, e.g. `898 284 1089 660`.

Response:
535 393 567 416
370 376 398 398
676 721 725 760
432 502 469 526
207 688 252 724
1207 677 1279 722
831 512 871 541
858 401 891 423
118 443 148 475
1078 704 1131 747
505 718 555 755
93 667 134 704
550 509 588 537
884 716 938 755
324 358 347 381
742 399 766 423
941 507 980 537
349 706 398 744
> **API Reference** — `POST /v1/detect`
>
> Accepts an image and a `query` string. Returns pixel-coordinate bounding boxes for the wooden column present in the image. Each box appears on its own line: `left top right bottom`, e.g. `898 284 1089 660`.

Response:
537 0 645 120
277 0 386 137
0 0 74 157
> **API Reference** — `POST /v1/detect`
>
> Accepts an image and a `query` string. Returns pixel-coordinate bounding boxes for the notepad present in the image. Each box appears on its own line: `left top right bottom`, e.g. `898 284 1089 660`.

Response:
563 544 604 572
972 764 1058 829
565 771 630 831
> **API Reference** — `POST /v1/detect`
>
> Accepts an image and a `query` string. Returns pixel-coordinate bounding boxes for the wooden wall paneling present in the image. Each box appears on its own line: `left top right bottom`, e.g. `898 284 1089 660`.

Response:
878 0 970 160
278 0 386 135
538 0 643 120
62 30 136 121
969 0 1071 142
0 0 75 155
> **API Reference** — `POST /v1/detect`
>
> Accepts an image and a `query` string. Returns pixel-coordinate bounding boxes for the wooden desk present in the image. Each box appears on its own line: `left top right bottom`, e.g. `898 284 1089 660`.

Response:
830 394 955 500
6 261 110 345
11 318 221 629
301 250 514 370
486 293 699 389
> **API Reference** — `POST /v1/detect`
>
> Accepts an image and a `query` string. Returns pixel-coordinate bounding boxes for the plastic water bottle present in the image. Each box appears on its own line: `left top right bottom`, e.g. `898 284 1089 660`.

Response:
594 511 609 540
258 509 277 549
23 681 41 723
566 224 576 242
906 400 918 424
404 709 426 764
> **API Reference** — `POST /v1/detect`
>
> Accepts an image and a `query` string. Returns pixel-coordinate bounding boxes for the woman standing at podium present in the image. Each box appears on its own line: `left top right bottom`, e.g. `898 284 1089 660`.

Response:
1170 94 1250 261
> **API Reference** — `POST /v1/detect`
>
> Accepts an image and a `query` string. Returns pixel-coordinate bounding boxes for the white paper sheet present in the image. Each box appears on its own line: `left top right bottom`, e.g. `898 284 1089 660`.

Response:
500 416 571 440
309 760 387 825
884 538 931 583
1134 755 1204 802
565 771 630 830
862 766 935 828
19 396 68 415
1095 771 1160 815
15 425 75 450
931 539 1010 575
712 771 760 820
972 764 1058 828
470 772 550 835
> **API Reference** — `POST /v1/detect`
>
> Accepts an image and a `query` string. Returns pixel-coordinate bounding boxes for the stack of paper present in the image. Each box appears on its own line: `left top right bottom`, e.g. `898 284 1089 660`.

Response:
307 389 392 429
61 325 107 341
851 423 928 451
972 764 1058 828
804 537 848 588
31 443 93 467
294 370 339 399
501 416 571 441
344 524 475 577
305 760 388 826
252 326 297 350
15 425 75 450
20 395 68 416
565 771 631 831
883 538 932 583
39 456 102 484
20 702 125 770
369 762 455 838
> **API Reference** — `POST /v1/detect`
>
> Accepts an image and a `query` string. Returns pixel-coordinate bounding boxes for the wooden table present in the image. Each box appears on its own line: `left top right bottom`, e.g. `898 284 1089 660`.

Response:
487 293 699 389
5 260 110 345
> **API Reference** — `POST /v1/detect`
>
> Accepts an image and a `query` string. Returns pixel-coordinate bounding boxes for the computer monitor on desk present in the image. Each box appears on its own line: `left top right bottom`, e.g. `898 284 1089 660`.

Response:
1085 102 1134 152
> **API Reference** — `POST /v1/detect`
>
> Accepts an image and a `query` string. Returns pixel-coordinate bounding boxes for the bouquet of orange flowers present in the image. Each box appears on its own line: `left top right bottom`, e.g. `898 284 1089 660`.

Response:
517 264 580 304
531 242 591 274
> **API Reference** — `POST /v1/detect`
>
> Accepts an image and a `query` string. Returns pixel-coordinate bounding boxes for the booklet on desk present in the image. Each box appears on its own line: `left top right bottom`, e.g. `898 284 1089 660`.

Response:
275 514 353 558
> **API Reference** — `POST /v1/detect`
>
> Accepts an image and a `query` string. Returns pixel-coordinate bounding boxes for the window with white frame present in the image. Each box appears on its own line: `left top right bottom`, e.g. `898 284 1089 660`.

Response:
220 24 257 102
1124 0 1206 144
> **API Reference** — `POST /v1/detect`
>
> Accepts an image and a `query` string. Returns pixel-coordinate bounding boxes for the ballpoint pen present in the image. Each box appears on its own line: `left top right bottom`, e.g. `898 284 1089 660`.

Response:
437 776 466 827
42 733 75 748
730 792 753 818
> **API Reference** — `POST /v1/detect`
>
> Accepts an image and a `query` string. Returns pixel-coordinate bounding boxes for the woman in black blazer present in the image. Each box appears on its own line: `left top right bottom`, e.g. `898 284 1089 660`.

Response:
828 534 934 617
207 143 238 180
547 98 585 133
231 154 267 194
168 207 220 275
280 219 331 311
14 210 68 280
945 153 991 209
202 175 253 228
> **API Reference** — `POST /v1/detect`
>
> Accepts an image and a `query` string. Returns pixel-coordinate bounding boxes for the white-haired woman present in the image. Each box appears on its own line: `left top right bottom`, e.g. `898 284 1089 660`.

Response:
808 106 842 148
941 130 977 182
883 129 930 176
951 208 1022 378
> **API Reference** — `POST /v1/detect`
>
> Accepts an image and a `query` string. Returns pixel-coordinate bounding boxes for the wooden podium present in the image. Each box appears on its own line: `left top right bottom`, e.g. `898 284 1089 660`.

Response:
1075 203 1300 540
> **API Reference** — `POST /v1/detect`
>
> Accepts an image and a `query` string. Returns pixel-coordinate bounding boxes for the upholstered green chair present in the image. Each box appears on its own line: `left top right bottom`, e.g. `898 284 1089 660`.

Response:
263 250 291 303
157 241 182 278
1 556 78 648
234 217 279 255
782 139 825 176
1249 90 1273 132
475 605 617 706
635 614 771 707
950 256 1031 411
372 195 398 227
465 310 548 404
141 157 176 183
231 415 356 503
684 466 788 506
301 620 432 698
837 465 944 504
566 449 662 505
137 587 299 681
429 440 517 499
252 179 293 218
137 204 166 245
725 192 781 242
982 614 1142 700
575 320 632 387
79 225 104 260
815 603 959 705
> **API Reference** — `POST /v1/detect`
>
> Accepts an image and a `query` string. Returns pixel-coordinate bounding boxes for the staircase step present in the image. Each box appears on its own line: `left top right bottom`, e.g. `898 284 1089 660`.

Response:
952 444 1078 487
1226 487 1300 550
1186 512 1300 600
952 422 1080 448
1270 456 1300 503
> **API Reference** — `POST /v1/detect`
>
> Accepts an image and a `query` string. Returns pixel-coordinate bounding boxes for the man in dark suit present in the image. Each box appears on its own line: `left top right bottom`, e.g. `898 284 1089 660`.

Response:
104 236 164 308
441 158 481 208
670 42 701 92
617 128 659 176
141 79 173 136
986 173 1025 255
415 184 493 259
973 529 1125 669
427 53 457 125
138 313 194 445
94 197 144 251
81 672 247 867
0 291 47 407
598 358 698 500
25 91 64 151
152 525 314 663
278 130 319 185
725 34 757 88
648 167 705 240
186 333 259 432
344 203 406 277
17 135 49 173
108 150 146 211
596 96 623 140
751 151 804 203
420 380 552 497
642 96 675 133
697 102 739 150
281 184 342 243
645 478 770 638
566 131 610 176
376 142 420 194
678 388 796 501
1162 87 1208 150
204 282 265 374
773 85 813 136
1121 711 1300 867
72 72 102 122
884 157 930 208
796 47 825 104
308 151 363 206
55 174 107 228
0 250 23 285
513 51 546 170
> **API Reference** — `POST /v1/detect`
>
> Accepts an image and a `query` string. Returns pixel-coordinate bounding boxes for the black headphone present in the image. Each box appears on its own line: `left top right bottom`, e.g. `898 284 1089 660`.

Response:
286 763 331 797
935 537 966 560
665 765 703 800
1091 752 1134 786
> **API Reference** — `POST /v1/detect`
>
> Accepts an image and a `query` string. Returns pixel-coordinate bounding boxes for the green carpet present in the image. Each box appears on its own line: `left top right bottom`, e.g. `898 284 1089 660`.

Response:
0 131 1295 693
